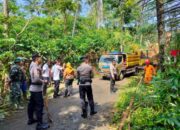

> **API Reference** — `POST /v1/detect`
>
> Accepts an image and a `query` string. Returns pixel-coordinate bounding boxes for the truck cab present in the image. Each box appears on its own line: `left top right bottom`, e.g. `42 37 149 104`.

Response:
99 51 141 80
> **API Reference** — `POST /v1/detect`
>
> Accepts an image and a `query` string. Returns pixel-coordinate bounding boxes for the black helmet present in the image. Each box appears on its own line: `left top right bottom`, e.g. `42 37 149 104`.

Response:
80 56 88 61
32 53 40 60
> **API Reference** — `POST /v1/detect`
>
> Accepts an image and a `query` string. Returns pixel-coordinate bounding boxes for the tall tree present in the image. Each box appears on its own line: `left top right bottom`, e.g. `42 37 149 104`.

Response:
156 0 165 71
97 0 103 29
44 0 76 34
72 0 81 37
87 0 104 29
24 0 43 17
3 0 9 38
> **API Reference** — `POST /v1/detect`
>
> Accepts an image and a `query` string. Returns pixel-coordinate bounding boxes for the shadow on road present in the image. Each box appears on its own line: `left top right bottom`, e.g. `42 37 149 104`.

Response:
0 93 115 130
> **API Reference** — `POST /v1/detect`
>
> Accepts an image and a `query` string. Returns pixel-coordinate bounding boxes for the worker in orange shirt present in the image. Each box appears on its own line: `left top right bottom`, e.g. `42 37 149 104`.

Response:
144 59 156 84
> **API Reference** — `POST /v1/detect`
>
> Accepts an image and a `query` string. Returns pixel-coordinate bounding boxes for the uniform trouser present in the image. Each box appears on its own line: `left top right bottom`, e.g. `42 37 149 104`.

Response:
10 82 21 106
20 80 27 100
110 78 115 92
42 77 49 96
79 85 95 113
64 79 74 96
144 77 153 84
54 80 60 96
28 91 44 123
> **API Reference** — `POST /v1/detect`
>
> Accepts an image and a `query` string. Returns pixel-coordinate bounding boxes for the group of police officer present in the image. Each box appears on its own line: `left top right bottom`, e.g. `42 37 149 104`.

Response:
9 54 97 130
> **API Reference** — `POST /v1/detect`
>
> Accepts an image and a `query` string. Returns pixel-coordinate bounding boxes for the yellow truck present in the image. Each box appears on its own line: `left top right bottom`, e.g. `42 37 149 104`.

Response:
99 51 145 80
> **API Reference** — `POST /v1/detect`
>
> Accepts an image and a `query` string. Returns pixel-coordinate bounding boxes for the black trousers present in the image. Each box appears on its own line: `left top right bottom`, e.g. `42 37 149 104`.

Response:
54 80 60 97
110 78 115 92
110 74 117 92
79 85 95 112
28 91 44 123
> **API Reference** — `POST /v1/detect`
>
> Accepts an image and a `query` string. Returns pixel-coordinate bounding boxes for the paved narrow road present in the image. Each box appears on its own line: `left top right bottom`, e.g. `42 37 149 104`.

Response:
0 78 129 130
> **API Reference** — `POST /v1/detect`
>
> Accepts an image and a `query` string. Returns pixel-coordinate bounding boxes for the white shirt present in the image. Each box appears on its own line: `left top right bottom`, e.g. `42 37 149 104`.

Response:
110 63 117 78
42 63 49 77
52 64 62 81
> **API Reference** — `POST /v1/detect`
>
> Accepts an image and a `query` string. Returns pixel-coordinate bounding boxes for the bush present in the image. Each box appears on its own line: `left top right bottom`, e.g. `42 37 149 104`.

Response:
131 107 158 129
112 77 139 124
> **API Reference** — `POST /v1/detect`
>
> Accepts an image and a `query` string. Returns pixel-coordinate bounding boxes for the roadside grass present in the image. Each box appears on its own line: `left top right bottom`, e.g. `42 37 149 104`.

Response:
110 76 140 129
111 67 180 130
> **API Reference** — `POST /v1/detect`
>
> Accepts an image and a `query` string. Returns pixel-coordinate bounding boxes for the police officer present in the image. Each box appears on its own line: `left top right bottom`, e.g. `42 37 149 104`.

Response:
77 56 97 118
27 54 49 130
9 57 24 109
110 59 117 93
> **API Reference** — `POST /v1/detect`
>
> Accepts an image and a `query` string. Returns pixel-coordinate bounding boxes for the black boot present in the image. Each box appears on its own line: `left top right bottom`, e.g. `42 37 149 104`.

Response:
90 111 97 116
36 122 50 130
64 89 68 97
81 101 88 118
90 106 97 116
27 119 38 125
81 109 87 118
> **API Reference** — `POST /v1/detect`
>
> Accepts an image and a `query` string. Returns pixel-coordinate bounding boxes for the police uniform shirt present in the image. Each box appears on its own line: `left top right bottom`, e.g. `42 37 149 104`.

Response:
29 63 43 92
77 63 93 86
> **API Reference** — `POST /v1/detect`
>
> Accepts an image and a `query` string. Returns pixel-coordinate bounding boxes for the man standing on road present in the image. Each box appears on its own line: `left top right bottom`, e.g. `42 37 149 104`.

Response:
9 57 24 109
110 59 117 93
42 59 51 96
27 54 49 130
77 56 97 118
51 59 63 98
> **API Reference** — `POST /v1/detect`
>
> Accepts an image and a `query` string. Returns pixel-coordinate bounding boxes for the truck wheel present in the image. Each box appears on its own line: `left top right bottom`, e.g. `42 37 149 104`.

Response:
119 72 124 80
102 76 106 80
134 68 139 75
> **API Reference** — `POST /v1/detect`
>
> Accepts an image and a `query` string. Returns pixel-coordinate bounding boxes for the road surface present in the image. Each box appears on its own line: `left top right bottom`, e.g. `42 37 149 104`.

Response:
0 78 130 130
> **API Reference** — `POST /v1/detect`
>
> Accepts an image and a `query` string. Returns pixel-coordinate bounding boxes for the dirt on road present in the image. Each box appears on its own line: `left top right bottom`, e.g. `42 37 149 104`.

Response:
0 78 130 130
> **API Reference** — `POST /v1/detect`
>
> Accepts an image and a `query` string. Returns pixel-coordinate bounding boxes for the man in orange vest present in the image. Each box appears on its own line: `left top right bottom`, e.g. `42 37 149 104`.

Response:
144 59 156 84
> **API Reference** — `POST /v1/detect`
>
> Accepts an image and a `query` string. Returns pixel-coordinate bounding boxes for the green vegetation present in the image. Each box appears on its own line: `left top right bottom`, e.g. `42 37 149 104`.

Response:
112 64 180 129
112 77 139 124
0 0 179 128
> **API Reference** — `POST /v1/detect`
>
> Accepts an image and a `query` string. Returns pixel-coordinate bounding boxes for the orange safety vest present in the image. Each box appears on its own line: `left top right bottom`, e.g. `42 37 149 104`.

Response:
144 65 155 84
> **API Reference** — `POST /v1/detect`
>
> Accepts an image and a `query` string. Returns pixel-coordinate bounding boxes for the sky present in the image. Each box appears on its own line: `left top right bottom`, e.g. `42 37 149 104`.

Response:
80 0 90 16
0 0 90 17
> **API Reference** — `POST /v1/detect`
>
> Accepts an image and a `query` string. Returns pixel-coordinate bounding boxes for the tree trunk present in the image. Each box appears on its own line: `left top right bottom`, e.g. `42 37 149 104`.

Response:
64 12 67 34
72 9 78 37
97 0 103 29
156 0 165 72
3 0 9 38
